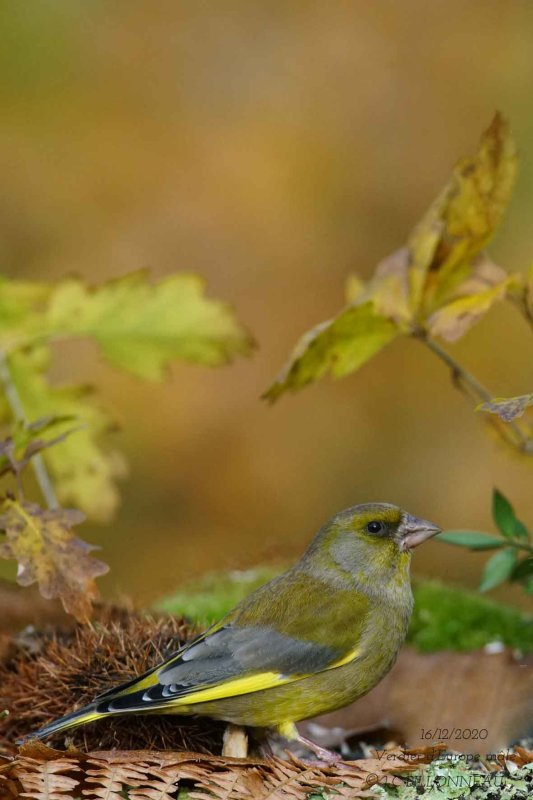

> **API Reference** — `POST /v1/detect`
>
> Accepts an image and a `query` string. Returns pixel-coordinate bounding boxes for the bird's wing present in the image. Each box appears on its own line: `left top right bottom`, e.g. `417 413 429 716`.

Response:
99 622 359 714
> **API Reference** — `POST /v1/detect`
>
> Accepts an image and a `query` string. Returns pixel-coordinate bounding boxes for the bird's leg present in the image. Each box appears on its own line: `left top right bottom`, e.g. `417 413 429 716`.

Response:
293 733 342 764
276 722 341 764
222 723 249 758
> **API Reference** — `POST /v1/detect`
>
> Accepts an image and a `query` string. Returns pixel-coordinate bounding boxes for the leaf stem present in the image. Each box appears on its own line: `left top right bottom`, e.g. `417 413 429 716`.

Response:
416 333 533 454
509 539 533 555
0 352 58 508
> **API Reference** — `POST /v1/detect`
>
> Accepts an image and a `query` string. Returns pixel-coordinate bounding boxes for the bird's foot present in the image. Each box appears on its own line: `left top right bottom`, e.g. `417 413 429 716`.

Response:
274 723 341 764
294 733 342 765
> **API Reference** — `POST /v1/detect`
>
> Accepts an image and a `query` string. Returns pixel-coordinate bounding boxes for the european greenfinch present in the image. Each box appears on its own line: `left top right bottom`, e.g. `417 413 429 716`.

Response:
26 503 440 759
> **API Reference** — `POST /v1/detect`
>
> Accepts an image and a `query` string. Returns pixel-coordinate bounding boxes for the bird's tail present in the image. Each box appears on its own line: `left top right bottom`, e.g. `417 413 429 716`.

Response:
20 703 104 742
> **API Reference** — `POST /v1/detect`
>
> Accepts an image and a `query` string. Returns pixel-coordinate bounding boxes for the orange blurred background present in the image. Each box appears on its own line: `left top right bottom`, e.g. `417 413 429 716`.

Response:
1 1 532 608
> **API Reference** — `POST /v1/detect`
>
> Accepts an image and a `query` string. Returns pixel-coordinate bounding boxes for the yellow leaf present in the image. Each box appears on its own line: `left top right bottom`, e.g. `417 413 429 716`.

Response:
5 348 126 522
264 303 399 401
345 273 366 304
45 271 254 380
0 498 108 623
428 256 510 341
407 113 517 314
364 248 413 325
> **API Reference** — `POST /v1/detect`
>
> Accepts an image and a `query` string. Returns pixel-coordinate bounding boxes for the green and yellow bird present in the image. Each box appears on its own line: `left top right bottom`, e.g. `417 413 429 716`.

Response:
26 503 440 759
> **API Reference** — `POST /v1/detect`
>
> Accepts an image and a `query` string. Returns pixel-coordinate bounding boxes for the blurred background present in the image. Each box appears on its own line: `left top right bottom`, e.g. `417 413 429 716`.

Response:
1 0 532 609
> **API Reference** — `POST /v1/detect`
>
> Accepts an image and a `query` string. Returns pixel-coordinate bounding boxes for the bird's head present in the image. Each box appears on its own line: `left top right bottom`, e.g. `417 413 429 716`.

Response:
304 502 441 588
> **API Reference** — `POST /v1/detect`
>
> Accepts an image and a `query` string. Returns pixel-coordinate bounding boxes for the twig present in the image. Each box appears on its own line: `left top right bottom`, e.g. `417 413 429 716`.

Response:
416 333 533 454
508 539 533 555
0 351 58 508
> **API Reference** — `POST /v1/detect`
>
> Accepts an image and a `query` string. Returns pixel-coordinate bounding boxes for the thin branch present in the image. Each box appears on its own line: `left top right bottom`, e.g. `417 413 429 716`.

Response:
0 351 58 508
416 333 533 454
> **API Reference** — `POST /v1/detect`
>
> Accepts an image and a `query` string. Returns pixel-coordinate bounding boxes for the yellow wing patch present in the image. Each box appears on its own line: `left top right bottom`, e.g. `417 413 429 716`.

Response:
165 644 361 707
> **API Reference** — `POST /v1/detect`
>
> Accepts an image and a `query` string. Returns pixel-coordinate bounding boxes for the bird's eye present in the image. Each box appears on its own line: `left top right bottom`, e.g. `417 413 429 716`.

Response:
366 520 384 534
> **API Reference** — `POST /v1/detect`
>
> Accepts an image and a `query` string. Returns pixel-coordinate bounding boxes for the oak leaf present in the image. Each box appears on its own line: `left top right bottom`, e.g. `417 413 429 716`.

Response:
5 348 125 522
45 271 254 380
0 499 108 623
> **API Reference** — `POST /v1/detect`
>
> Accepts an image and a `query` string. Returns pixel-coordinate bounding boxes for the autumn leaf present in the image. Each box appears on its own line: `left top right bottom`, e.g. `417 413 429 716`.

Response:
0 498 108 622
478 393 533 422
411 113 517 314
4 348 125 522
356 248 413 325
44 271 254 380
427 256 510 341
264 303 399 401
265 115 518 401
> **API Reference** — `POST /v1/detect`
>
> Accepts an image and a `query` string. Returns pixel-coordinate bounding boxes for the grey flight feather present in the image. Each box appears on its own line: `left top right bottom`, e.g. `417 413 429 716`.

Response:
159 625 338 685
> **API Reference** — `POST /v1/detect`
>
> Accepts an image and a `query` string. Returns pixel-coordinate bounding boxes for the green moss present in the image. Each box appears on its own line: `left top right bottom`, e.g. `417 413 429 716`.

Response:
154 567 280 626
410 580 533 653
154 571 533 653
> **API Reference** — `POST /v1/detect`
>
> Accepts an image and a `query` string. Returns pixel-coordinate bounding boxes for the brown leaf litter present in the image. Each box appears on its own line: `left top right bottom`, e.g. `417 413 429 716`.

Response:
0 740 443 800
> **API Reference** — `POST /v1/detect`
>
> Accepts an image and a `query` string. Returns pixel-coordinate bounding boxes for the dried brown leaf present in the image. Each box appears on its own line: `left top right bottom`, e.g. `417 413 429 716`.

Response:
478 393 533 422
0 499 108 623
12 756 81 800
127 764 183 800
83 758 150 799
505 745 533 768
0 748 440 800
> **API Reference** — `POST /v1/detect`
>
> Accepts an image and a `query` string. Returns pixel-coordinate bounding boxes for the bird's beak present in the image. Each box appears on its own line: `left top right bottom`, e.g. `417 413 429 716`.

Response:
399 513 441 551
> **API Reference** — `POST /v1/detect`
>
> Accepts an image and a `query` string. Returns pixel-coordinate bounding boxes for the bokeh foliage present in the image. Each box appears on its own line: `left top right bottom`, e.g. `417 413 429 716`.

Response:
0 271 252 619
265 115 533 455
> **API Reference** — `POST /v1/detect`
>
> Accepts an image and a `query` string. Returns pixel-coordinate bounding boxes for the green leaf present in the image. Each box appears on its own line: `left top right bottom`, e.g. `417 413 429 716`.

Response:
4 348 125 522
44 271 254 380
511 556 533 582
264 302 399 401
436 530 504 550
492 488 529 540
478 393 533 422
479 547 517 592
